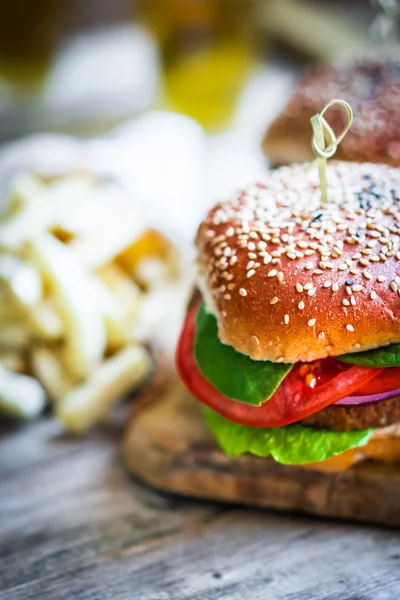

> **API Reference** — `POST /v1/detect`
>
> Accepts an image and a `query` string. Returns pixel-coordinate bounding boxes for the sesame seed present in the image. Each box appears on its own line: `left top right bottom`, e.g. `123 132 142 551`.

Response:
318 331 325 340
248 252 257 259
296 283 303 292
377 276 386 282
351 296 356 306
353 284 363 292
263 255 272 265
225 227 234 237
268 269 278 277
224 293 231 300
305 262 313 270
307 288 316 296
308 318 316 327
284 314 289 324
304 283 313 290
346 324 355 332
247 242 256 251
229 255 237 265
342 299 350 306
251 335 260 345
277 272 284 282
247 269 256 278
363 271 372 280
287 253 297 260
332 282 339 292
391 281 398 292
370 290 377 300
239 288 247 297
298 301 305 310
246 261 255 270
323 281 332 288
338 264 347 271
349 268 359 275
270 296 279 305
277 357 284 363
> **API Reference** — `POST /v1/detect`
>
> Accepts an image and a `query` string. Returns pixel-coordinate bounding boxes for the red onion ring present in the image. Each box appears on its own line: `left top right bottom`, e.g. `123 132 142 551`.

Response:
333 388 400 406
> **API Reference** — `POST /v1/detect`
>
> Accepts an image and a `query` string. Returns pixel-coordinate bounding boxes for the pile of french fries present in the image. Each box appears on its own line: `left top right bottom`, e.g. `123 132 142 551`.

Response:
0 171 181 432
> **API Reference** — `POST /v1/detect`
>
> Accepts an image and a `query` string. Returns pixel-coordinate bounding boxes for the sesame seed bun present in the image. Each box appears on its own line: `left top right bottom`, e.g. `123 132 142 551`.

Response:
195 161 400 364
263 52 400 167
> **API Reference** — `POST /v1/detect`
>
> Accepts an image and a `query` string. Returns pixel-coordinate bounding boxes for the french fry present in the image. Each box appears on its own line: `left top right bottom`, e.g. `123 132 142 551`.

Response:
116 229 179 283
27 234 106 380
0 176 96 249
0 350 27 373
0 254 42 305
31 346 75 403
57 345 152 432
6 173 46 215
0 256 64 342
0 303 24 326
27 301 64 341
89 276 131 351
0 323 31 350
67 186 148 269
97 264 141 321
134 257 173 288
0 365 46 418
70 226 146 270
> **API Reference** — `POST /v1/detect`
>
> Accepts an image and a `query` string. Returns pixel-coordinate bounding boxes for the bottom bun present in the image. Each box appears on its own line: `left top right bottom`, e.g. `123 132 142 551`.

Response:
299 424 400 472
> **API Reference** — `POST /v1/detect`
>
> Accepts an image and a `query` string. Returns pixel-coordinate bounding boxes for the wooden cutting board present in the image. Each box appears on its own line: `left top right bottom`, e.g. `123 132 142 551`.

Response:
123 373 400 527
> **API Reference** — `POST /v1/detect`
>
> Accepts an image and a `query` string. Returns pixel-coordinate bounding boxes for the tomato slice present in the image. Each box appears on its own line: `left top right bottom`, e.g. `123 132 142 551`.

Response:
351 367 400 396
176 304 383 428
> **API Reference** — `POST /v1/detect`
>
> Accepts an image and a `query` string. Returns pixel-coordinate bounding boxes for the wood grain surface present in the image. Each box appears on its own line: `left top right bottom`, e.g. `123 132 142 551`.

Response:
123 376 400 527
1 404 400 599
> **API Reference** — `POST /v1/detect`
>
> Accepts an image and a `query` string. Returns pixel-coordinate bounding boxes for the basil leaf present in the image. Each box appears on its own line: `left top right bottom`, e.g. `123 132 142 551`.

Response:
194 304 292 407
338 344 400 367
204 407 373 465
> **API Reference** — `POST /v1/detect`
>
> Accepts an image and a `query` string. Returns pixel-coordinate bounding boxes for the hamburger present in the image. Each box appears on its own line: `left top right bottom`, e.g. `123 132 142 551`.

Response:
176 161 400 471
263 51 400 167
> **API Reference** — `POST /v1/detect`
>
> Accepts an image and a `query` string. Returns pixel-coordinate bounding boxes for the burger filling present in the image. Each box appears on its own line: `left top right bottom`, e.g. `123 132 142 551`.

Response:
176 301 400 465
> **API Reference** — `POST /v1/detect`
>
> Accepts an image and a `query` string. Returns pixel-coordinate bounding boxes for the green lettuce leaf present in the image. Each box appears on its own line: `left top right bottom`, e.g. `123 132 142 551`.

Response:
204 407 373 465
338 344 400 367
194 304 292 407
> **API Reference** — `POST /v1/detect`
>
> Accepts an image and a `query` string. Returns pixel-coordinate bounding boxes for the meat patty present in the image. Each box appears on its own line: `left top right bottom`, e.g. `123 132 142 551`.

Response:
301 395 400 431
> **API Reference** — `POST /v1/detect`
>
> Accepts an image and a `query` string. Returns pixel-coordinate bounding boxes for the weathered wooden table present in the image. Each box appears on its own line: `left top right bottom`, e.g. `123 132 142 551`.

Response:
1 415 400 600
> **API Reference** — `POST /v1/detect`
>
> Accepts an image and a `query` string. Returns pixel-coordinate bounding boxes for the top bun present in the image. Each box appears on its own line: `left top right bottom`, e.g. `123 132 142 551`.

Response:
195 162 400 363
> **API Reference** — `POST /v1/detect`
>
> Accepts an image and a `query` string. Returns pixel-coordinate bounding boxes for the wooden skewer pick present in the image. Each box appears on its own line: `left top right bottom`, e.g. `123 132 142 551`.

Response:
305 99 353 203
